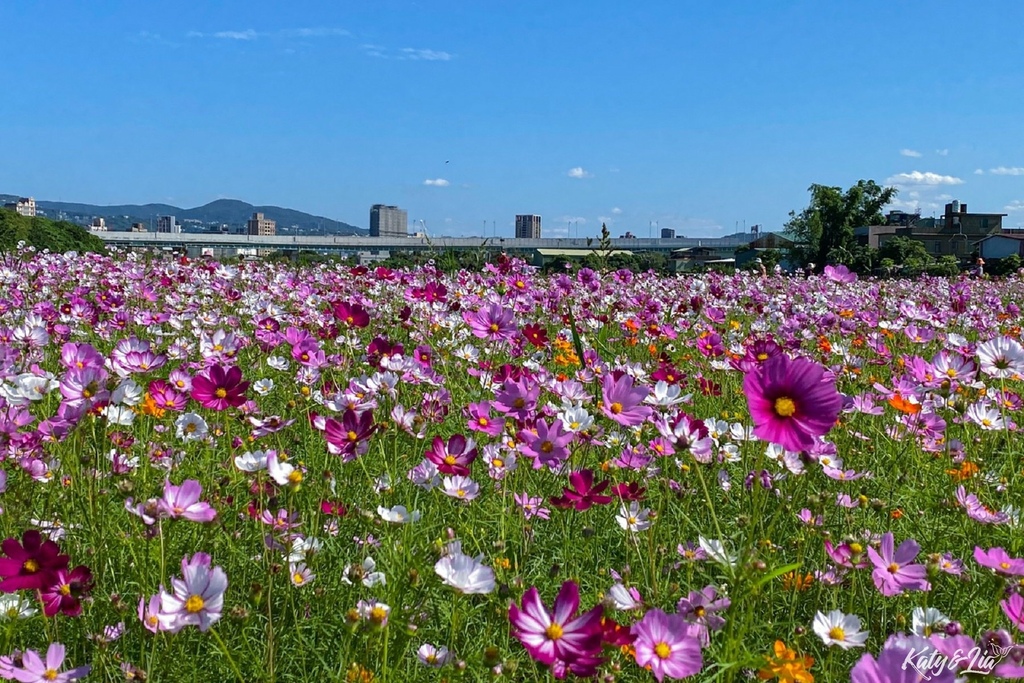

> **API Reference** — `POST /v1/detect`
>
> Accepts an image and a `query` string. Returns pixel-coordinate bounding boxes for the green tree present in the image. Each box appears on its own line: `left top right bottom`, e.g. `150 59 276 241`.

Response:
878 236 931 266
783 180 897 270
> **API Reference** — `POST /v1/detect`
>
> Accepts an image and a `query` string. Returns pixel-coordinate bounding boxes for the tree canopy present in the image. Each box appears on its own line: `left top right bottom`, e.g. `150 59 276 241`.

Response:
0 209 106 254
783 180 897 270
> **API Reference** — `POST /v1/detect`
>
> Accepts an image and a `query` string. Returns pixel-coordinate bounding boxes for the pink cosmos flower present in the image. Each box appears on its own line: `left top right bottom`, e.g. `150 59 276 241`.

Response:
631 609 703 681
851 634 956 683
40 566 93 617
7 642 90 682
138 594 165 633
463 303 517 341
743 354 842 453
190 364 250 411
868 532 931 596
324 408 376 462
974 546 1024 576
549 469 613 511
519 418 574 469
158 554 227 633
601 372 652 427
157 479 217 522
1001 593 1024 631
509 581 604 670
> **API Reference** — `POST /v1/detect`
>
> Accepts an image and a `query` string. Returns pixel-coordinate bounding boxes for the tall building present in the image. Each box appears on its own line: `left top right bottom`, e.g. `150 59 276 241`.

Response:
91 218 107 231
156 215 179 234
247 212 276 236
515 214 542 239
370 205 408 237
2 197 36 217
130 222 147 232
661 228 676 239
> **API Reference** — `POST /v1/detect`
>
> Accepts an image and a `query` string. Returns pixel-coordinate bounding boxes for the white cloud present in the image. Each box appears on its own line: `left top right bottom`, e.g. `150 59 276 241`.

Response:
213 29 260 40
400 48 453 61
1006 200 1024 213
567 167 592 179
990 166 1024 176
935 149 949 156
423 178 450 187
885 171 964 186
900 149 922 158
611 207 622 214
974 169 985 175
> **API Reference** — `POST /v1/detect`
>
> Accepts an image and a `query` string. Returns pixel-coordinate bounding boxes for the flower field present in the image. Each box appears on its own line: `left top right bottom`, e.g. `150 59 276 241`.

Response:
0 248 1022 682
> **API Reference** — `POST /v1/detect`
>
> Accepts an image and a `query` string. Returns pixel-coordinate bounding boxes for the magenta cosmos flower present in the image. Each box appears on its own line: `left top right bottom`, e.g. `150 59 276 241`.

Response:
424 434 478 476
190 364 249 411
601 373 653 427
631 609 703 681
40 566 93 617
462 303 517 341
509 581 603 669
868 532 931 596
157 479 217 523
742 354 841 452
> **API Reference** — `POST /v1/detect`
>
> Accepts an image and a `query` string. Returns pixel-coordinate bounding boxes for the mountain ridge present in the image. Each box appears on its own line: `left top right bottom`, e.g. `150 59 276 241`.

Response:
0 195 366 235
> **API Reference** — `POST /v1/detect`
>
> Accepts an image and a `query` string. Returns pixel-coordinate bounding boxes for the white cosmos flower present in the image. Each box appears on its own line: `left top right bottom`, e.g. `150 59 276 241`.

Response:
175 413 208 442
253 378 274 396
267 356 289 371
102 405 136 426
606 582 642 610
616 502 652 533
286 536 323 563
112 379 143 406
813 610 869 649
234 450 269 472
965 402 1006 430
267 451 301 487
977 336 1024 379
343 556 387 588
417 644 453 668
644 381 688 407
442 475 479 502
911 607 950 637
557 405 594 433
434 550 495 595
377 505 421 524
0 595 37 620
698 536 738 568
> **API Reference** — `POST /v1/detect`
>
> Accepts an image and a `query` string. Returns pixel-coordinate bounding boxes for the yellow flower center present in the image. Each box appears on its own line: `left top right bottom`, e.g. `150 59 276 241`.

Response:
43 670 58 681
694 606 706 618
58 584 71 596
185 595 205 613
887 562 900 574
828 626 845 640
444 455 457 465
22 559 39 573
288 470 303 485
1001 561 1011 569
757 353 769 361
545 623 564 640
654 642 672 659
609 402 623 415
370 606 388 623
489 323 500 333
347 430 358 442
293 573 305 584
540 441 554 453
215 388 227 398
774 397 796 417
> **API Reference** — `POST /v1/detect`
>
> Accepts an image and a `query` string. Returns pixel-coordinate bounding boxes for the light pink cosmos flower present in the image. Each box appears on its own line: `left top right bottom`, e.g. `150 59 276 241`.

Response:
631 609 703 681
158 554 227 633
157 479 216 523
6 642 90 682
974 546 1024 576
462 303 517 341
600 373 652 427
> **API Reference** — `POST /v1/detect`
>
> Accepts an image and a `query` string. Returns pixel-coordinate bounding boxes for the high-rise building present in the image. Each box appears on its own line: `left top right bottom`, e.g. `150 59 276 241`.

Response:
156 215 179 234
2 197 36 217
130 222 147 232
661 227 676 239
91 218 107 231
247 212 276 236
370 205 408 237
515 214 542 239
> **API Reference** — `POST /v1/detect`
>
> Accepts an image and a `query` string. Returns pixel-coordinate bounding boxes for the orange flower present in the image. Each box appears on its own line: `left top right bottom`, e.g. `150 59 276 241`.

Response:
817 336 832 354
888 394 921 414
758 640 814 683
140 392 166 418
947 461 979 481
781 572 814 592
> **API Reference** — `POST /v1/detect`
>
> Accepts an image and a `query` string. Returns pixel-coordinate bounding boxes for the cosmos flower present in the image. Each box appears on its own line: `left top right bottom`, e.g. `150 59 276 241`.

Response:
157 479 216 523
157 554 228 633
600 372 653 427
0 530 69 593
434 544 495 595
631 609 703 681
868 532 931 596
743 354 842 453
190 364 250 411
812 610 868 650
6 642 90 682
508 581 603 668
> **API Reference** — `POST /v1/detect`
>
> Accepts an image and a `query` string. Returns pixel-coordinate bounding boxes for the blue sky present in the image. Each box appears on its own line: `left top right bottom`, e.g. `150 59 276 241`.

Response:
2 1 1023 237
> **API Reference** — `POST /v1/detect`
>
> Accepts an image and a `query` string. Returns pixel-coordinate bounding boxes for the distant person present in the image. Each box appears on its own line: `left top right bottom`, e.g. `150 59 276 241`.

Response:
974 257 985 277
754 257 767 277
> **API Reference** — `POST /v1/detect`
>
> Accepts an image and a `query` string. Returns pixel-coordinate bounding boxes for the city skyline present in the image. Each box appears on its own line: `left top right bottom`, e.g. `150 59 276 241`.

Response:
2 1 1023 237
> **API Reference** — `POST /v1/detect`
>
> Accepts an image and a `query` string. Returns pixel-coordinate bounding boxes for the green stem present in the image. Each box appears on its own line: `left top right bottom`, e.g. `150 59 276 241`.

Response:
210 627 246 683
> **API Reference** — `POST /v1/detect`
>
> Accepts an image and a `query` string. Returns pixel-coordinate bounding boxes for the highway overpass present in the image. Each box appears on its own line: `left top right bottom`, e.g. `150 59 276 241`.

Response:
95 231 756 255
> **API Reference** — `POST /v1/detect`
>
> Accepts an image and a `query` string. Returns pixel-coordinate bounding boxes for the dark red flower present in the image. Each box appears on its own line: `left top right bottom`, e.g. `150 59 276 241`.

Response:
0 530 69 593
320 500 348 517
522 323 549 349
332 301 369 328
611 482 647 502
549 469 613 511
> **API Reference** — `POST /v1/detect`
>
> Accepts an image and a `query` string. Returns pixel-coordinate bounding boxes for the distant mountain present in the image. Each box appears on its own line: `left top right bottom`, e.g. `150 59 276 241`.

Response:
0 195 366 235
